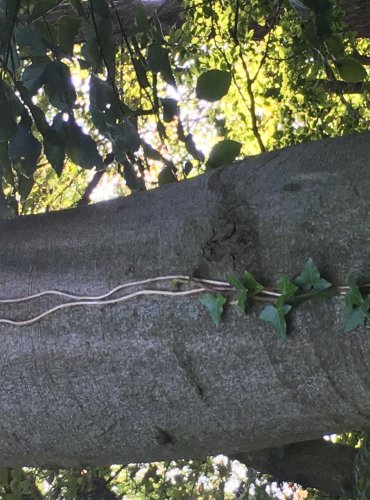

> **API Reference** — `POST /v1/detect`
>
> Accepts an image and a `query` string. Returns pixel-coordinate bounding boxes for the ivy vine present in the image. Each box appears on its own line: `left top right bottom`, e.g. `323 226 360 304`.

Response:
200 258 370 338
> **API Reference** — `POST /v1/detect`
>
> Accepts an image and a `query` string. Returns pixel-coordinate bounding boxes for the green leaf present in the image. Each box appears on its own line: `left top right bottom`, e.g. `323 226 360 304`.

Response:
161 98 178 122
206 140 242 169
236 290 247 311
200 292 227 326
18 173 35 201
260 304 292 339
278 276 298 298
147 44 163 73
15 25 46 57
242 271 264 294
158 165 177 185
343 306 368 333
228 275 246 292
184 135 205 162
326 34 344 58
143 143 162 161
30 0 63 20
60 119 103 169
81 16 116 76
44 61 76 111
43 127 65 175
106 119 141 154
342 275 370 333
196 70 231 102
146 45 176 86
58 16 81 55
133 58 150 89
89 74 125 133
0 80 23 142
294 258 331 291
21 58 49 95
8 113 41 175
336 57 367 83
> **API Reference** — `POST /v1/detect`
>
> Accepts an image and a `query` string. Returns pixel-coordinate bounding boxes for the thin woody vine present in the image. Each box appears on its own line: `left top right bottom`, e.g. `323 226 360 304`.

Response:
0 257 369 337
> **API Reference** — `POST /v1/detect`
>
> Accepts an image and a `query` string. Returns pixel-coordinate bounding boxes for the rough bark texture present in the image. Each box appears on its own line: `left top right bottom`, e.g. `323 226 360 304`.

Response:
235 440 356 498
342 0 370 38
1 133 370 466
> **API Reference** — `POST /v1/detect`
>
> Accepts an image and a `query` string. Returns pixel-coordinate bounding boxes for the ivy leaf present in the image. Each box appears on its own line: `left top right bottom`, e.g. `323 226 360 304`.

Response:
236 290 247 310
294 258 331 291
335 57 367 83
206 140 242 169
196 69 231 102
278 276 298 298
200 292 227 326
260 304 292 339
343 275 370 333
242 271 264 294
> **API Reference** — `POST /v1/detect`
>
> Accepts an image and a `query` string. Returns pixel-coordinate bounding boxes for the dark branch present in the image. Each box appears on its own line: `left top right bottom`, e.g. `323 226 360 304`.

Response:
233 439 356 498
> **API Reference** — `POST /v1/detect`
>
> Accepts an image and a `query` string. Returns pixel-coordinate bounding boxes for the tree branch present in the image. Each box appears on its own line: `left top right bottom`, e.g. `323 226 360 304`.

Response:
233 439 355 498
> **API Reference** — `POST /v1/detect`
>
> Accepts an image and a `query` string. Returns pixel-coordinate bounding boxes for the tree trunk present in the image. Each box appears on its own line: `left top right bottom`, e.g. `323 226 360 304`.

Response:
1 133 370 467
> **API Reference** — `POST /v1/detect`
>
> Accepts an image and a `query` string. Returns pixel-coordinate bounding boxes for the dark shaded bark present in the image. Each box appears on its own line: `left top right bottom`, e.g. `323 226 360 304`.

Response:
342 0 370 38
312 79 370 94
235 439 356 498
1 133 370 466
44 0 370 40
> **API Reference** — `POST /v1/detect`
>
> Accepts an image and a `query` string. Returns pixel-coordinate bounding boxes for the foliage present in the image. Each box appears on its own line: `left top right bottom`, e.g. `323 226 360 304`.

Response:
0 0 369 497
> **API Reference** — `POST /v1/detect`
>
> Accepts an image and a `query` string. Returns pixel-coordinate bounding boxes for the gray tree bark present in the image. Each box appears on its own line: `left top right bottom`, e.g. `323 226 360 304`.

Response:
1 133 370 467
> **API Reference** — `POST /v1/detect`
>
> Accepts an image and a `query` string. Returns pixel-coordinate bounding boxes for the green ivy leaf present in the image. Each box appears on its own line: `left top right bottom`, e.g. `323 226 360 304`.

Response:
242 271 264 294
343 275 370 333
206 140 242 169
335 57 367 83
278 276 298 298
200 292 227 326
260 304 292 339
236 290 247 311
196 69 231 102
294 258 331 291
